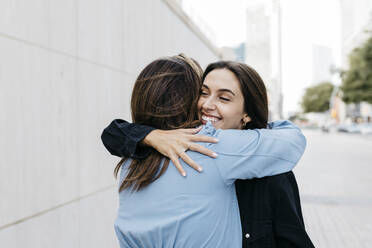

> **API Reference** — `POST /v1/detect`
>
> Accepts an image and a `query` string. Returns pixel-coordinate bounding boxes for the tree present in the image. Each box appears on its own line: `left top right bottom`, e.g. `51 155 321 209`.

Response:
301 82 334 113
341 34 372 104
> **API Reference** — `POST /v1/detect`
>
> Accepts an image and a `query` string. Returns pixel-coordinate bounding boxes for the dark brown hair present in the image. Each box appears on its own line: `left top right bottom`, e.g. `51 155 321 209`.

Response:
202 61 269 129
115 54 203 191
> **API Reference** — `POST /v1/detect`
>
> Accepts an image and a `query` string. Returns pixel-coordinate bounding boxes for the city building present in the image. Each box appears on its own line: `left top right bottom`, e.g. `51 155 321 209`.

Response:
245 0 283 120
311 44 334 85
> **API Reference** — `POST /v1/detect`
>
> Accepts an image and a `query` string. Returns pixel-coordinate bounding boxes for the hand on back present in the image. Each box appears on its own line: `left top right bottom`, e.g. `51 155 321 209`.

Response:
143 126 218 176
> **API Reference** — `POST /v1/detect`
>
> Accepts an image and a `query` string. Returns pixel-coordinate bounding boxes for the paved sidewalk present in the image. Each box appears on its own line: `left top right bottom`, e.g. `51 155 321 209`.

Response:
295 130 372 248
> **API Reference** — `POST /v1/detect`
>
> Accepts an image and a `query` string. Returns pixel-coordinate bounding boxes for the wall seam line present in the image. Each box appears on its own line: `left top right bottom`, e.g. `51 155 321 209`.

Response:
0 32 134 76
0 184 116 231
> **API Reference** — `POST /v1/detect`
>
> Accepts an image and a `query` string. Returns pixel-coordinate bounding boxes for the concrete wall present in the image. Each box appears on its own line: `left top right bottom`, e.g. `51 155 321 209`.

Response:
0 0 220 247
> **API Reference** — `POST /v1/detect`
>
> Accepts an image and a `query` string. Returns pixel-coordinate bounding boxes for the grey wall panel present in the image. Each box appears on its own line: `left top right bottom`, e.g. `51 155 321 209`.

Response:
0 187 118 248
0 37 80 227
75 61 130 196
77 0 125 70
0 0 77 55
0 0 220 246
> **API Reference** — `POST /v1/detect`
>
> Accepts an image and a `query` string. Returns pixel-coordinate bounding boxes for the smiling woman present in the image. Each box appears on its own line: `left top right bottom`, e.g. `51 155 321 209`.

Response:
199 68 248 129
200 61 268 130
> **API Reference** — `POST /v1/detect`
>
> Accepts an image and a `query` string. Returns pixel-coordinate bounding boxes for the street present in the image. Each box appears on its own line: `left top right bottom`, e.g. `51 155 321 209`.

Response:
295 130 372 247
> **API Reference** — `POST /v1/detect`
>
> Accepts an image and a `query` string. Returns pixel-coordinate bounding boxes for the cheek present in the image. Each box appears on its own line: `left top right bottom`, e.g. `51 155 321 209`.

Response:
218 107 232 124
220 103 241 117
221 103 244 122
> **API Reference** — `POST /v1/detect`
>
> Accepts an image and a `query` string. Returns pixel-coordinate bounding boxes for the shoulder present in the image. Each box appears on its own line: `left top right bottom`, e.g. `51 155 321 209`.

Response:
211 128 261 155
199 122 260 142
119 159 132 179
198 122 260 154
215 128 260 144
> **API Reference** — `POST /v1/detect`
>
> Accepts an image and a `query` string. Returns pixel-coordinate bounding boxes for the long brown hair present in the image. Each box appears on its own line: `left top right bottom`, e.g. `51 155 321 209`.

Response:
202 61 269 129
115 54 203 192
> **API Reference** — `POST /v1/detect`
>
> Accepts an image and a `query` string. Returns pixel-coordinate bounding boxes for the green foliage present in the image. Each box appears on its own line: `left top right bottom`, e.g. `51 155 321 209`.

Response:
341 35 372 103
301 82 334 113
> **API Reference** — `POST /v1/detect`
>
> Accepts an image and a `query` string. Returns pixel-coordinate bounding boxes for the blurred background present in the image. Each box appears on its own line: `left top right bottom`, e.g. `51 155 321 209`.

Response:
0 0 371 247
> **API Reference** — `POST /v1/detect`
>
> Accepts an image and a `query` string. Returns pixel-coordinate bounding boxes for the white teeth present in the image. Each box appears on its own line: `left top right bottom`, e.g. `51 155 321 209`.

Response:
202 115 219 122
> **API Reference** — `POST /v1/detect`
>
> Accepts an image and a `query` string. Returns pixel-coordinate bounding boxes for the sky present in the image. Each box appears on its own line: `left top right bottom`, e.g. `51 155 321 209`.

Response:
182 0 341 116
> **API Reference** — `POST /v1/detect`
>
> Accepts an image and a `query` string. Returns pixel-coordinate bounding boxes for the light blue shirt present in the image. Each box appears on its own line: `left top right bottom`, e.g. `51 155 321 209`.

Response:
114 120 306 248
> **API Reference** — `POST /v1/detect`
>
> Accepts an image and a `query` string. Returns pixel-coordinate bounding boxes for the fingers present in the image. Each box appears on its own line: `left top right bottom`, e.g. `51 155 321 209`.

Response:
179 126 203 134
169 148 205 176
169 154 186 177
179 152 203 172
190 135 218 143
188 143 218 158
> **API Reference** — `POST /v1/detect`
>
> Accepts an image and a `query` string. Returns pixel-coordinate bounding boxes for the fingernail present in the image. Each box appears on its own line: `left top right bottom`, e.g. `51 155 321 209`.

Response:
214 138 219 142
198 167 203 172
182 172 186 177
212 152 218 158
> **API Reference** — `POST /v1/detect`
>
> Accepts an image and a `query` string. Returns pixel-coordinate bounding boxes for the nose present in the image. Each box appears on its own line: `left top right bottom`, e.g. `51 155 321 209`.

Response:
201 96 216 111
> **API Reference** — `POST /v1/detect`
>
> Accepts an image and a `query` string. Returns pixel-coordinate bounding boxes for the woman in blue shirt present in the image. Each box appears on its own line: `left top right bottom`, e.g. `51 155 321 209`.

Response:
108 55 313 247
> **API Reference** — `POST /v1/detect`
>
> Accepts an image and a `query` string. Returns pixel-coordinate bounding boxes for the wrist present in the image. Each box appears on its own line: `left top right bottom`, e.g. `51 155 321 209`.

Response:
142 129 159 147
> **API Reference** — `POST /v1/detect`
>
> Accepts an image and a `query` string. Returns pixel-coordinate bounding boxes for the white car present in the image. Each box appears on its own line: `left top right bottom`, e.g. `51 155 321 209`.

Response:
357 123 372 135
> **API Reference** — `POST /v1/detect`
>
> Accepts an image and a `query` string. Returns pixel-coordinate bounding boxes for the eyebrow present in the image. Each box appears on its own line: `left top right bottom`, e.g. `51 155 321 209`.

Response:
202 84 236 96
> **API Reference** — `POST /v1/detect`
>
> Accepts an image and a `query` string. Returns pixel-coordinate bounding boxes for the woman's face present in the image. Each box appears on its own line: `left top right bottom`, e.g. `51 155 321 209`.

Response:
198 68 249 130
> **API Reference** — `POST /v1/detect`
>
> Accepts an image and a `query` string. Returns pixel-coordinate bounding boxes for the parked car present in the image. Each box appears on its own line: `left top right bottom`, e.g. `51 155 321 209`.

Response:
357 123 372 135
337 123 372 134
337 123 360 133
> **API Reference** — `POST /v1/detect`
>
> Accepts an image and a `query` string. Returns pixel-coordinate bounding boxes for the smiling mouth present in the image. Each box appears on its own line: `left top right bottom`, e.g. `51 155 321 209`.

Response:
201 114 221 124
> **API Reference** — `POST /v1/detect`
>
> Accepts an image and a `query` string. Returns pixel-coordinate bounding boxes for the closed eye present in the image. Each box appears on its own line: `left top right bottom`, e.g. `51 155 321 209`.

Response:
220 97 230 101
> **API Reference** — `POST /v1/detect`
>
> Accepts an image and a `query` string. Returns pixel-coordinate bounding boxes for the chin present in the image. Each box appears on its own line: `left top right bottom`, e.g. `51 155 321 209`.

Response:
212 122 223 129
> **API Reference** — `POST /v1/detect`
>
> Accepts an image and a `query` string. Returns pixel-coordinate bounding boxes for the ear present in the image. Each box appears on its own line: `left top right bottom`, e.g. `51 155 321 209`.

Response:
242 114 251 123
241 114 252 128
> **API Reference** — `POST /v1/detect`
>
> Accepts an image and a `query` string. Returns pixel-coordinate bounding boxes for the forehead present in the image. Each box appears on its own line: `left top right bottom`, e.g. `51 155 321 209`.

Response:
203 69 241 93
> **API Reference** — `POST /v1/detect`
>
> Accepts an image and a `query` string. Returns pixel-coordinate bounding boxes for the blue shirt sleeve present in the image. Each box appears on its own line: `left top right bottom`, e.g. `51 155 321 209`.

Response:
206 120 306 185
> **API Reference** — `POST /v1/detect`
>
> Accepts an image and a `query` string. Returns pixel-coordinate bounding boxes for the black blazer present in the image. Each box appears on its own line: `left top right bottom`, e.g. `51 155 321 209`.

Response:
101 119 314 248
